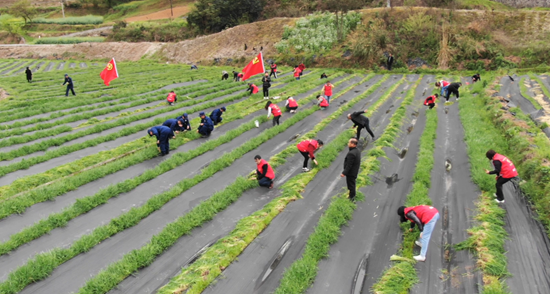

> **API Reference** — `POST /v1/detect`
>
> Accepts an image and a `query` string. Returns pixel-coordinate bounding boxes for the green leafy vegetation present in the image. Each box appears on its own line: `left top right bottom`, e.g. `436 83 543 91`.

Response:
518 77 543 110
32 15 104 25
33 37 105 44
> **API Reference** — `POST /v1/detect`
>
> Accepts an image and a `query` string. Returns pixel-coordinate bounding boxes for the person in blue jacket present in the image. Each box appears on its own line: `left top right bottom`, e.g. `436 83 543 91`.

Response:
147 126 175 156
197 112 214 137
162 118 186 134
210 106 226 125
175 113 191 131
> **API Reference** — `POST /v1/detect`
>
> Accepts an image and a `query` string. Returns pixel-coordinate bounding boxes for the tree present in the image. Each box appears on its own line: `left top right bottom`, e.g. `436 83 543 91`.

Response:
319 0 365 41
187 0 263 33
9 0 37 25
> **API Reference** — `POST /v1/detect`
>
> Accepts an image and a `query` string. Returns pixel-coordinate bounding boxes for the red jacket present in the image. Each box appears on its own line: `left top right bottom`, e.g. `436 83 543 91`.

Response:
324 84 333 96
257 159 275 180
271 64 277 72
294 68 302 77
297 139 319 159
319 96 329 107
167 92 176 103
269 104 282 116
287 98 298 108
405 205 439 224
493 153 518 178
250 84 259 94
424 95 436 105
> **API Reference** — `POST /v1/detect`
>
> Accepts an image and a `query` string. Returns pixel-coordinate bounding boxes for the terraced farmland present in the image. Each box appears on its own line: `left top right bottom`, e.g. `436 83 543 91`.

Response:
1 59 550 294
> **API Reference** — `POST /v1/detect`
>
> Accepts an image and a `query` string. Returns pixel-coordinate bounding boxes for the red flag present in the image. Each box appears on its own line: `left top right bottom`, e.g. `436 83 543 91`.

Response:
100 58 119 86
241 52 265 81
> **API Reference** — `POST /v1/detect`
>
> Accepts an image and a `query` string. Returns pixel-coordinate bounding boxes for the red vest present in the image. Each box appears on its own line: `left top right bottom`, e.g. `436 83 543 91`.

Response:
251 84 259 94
257 159 275 180
287 98 298 108
297 140 319 158
405 205 438 224
440 80 450 87
319 97 329 107
424 95 436 105
493 153 518 178
167 92 176 103
271 64 277 72
294 68 301 77
269 104 282 116
324 84 333 96
238 73 244 78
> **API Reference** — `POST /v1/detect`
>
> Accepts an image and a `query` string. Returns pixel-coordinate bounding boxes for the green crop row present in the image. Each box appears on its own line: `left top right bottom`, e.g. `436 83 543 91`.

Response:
0 70 326 200
0 70 339 254
157 74 394 294
518 77 543 110
32 15 104 25
80 73 375 294
456 75 550 293
34 37 105 45
0 78 334 294
371 85 438 294
529 74 550 100
275 76 423 294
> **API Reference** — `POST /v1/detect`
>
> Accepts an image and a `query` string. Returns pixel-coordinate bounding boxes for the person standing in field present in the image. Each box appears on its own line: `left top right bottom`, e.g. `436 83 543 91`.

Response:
25 67 32 83
262 73 271 99
62 74 75 96
341 138 361 202
166 90 177 106
397 205 440 262
294 66 302 80
254 155 275 189
148 125 175 156
197 111 214 137
222 71 229 80
270 62 278 78
435 80 450 97
285 96 299 113
297 139 323 172
387 53 394 70
423 94 438 110
175 113 191 131
485 149 518 204
265 101 282 126
162 118 186 134
348 110 375 141
444 82 462 102
317 95 329 110
210 106 226 125
322 80 334 104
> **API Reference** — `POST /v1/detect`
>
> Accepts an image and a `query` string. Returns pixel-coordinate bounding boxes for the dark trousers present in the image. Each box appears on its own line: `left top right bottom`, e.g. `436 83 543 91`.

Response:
273 115 280 126
159 140 170 155
211 117 222 125
496 177 513 201
222 74 229 80
387 62 393 70
286 106 298 111
357 120 375 139
300 151 310 168
198 126 211 136
66 85 75 96
346 176 357 200
263 86 269 97
427 103 435 109
270 70 277 78
445 89 459 101
258 177 273 187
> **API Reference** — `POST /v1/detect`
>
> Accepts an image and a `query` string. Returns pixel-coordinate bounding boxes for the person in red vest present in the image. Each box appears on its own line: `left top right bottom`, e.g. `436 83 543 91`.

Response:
298 63 305 76
322 81 334 104
294 66 302 80
247 83 259 94
285 96 299 113
485 149 518 203
397 205 440 262
254 155 275 189
265 101 282 126
423 93 438 110
166 91 177 106
270 62 278 78
237 72 244 81
435 80 450 97
317 95 329 110
297 139 324 172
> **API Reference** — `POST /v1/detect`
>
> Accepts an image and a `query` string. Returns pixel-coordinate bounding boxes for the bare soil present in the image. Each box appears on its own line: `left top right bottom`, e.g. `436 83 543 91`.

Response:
125 6 192 22
0 88 8 102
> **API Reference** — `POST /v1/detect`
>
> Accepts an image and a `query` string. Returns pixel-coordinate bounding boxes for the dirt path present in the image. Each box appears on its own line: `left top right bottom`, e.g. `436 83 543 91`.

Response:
126 6 192 22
